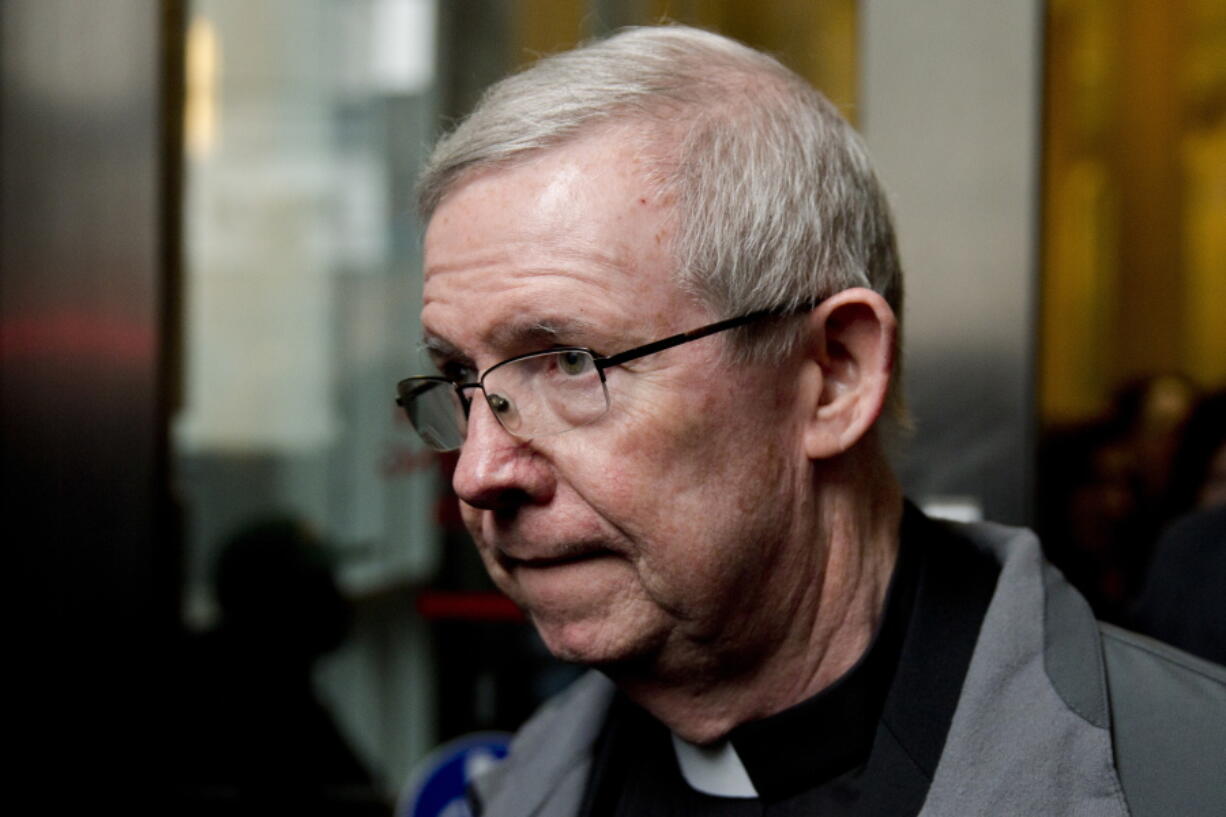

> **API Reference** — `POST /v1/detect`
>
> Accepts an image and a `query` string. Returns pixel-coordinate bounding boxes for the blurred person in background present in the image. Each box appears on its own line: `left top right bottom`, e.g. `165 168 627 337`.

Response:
1130 391 1226 665
1160 389 1226 518
397 25 1225 817
1037 374 1200 621
175 517 386 815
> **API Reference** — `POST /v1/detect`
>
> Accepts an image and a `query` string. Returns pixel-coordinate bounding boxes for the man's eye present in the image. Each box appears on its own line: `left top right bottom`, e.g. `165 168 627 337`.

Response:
557 350 592 376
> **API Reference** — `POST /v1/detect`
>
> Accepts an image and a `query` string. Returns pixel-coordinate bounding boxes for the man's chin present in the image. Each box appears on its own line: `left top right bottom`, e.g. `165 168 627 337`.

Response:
529 611 664 669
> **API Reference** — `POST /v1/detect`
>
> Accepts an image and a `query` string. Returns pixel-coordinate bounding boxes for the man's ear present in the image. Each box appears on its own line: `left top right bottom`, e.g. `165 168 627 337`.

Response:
799 287 897 460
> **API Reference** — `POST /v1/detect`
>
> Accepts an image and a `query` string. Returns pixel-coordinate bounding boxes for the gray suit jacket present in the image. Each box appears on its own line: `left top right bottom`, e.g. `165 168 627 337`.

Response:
471 521 1226 817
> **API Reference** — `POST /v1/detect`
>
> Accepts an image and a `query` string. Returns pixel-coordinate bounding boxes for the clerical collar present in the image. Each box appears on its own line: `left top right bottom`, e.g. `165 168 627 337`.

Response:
670 736 758 797
670 503 923 800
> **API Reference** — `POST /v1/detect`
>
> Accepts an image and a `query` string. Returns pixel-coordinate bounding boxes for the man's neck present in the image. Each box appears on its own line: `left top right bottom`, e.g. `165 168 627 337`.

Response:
609 447 903 745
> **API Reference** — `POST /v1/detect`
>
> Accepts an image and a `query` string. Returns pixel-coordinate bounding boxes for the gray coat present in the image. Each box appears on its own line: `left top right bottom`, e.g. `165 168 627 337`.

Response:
472 522 1226 817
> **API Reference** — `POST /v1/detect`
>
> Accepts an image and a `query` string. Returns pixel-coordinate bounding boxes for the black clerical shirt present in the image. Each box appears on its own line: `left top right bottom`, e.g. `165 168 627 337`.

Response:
578 504 1001 817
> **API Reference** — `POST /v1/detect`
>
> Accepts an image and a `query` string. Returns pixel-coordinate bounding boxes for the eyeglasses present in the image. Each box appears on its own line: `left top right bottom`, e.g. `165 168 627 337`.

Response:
396 303 814 452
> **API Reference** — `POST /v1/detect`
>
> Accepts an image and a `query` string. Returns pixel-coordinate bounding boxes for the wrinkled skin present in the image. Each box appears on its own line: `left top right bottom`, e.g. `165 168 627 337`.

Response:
421 130 824 678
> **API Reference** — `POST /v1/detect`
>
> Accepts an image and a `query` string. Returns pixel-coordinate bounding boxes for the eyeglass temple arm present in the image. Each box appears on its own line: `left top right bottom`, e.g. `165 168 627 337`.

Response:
598 302 818 369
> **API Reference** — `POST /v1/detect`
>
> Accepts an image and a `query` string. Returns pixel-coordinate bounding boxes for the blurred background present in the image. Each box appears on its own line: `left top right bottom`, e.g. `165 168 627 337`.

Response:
3 0 1223 812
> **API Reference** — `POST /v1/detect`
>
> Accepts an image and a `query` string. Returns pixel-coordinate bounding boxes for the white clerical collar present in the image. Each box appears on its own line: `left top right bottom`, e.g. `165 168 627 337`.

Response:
669 733 759 798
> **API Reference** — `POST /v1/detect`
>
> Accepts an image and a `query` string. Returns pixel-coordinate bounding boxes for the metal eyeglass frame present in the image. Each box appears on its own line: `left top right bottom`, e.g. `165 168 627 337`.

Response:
396 300 820 448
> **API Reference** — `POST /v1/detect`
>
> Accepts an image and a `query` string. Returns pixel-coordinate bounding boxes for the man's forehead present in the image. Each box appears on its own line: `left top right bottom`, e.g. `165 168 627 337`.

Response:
433 182 693 308
426 126 672 236
419 128 701 357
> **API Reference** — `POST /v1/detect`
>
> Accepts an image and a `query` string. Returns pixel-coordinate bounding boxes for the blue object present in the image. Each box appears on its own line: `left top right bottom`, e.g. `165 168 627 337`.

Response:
400 732 512 817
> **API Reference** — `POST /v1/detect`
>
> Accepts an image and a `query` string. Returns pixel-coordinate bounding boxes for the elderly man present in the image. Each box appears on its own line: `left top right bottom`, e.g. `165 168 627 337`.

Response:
396 25 1224 817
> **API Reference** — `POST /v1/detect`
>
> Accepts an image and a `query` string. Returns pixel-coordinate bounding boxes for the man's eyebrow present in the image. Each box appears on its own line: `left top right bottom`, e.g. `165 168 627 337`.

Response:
421 334 469 364
486 316 602 350
420 316 606 369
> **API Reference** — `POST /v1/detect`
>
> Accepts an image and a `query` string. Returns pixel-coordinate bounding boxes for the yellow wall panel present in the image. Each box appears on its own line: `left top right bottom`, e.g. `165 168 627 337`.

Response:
514 0 587 65
1041 0 1226 425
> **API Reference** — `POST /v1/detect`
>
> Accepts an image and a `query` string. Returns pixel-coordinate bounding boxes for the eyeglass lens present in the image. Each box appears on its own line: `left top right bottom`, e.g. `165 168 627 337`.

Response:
402 381 466 452
482 350 608 437
401 349 610 451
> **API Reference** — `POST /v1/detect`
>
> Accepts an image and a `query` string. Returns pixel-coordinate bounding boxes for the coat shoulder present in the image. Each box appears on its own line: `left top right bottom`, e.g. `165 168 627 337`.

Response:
1100 624 1226 817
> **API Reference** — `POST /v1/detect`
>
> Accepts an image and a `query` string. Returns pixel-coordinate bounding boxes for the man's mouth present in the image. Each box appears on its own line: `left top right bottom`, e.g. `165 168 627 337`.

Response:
496 546 614 571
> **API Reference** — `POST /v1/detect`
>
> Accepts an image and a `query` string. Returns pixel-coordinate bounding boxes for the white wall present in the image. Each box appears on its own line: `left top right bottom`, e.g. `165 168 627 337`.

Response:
860 0 1043 524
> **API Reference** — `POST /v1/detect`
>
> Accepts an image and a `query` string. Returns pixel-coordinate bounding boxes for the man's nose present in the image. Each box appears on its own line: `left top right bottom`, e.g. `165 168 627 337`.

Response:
452 395 555 511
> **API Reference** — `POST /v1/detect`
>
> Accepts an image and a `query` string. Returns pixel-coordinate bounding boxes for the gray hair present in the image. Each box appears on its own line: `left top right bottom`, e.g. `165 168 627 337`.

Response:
418 25 904 413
